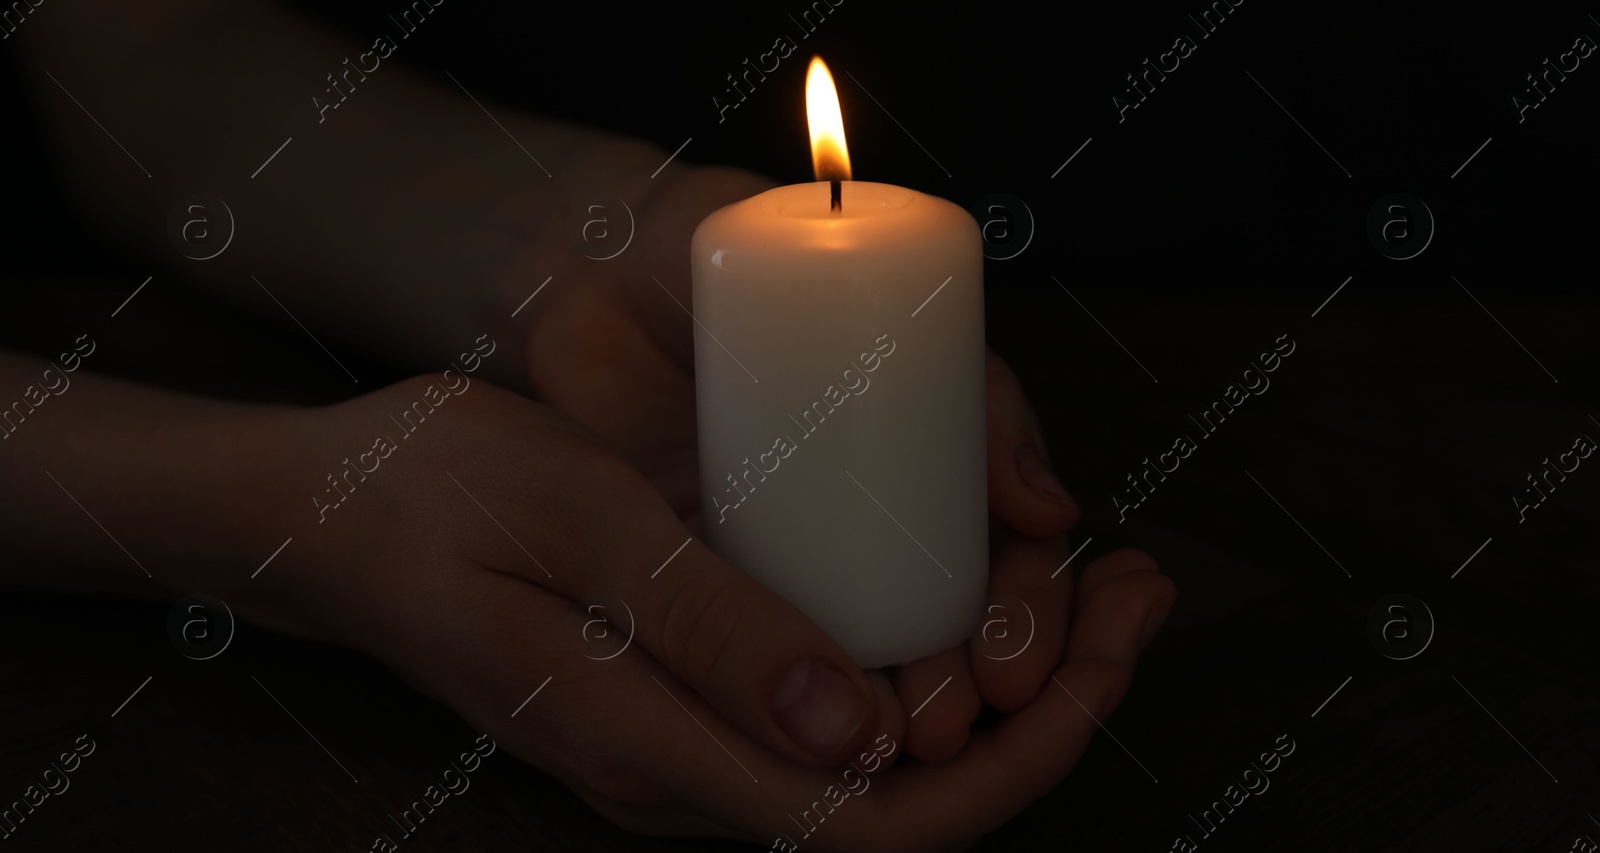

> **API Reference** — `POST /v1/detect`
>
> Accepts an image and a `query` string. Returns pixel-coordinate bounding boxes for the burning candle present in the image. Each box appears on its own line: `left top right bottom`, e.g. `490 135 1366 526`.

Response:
690 58 987 668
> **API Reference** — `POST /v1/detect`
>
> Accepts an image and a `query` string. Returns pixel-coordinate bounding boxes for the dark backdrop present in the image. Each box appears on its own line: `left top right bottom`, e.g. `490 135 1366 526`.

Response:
2 2 1596 851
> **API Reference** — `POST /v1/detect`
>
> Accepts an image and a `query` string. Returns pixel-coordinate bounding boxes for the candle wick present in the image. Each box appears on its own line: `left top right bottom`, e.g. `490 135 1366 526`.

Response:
830 178 841 216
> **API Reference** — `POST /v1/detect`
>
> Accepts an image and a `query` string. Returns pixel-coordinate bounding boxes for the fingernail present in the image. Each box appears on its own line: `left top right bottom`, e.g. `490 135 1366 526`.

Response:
774 659 868 759
1017 444 1075 506
1139 596 1173 648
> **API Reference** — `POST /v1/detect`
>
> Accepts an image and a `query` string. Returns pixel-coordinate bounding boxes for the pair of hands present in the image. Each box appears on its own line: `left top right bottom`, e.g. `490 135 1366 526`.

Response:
234 163 1175 850
3 1 1170 844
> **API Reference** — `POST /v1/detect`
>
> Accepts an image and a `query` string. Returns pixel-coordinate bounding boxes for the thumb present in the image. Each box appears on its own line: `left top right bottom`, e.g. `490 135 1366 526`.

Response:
498 432 898 770
600 530 897 769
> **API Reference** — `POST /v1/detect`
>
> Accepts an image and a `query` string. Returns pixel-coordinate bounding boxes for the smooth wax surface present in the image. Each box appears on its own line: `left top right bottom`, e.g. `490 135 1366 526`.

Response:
691 181 987 668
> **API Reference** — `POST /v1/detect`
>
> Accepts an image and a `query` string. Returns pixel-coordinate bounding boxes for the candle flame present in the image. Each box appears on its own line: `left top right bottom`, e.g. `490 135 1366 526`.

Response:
806 57 851 182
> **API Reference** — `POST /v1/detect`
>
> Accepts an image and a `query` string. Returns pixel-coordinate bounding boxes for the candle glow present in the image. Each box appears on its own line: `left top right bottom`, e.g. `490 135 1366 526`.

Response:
805 57 851 183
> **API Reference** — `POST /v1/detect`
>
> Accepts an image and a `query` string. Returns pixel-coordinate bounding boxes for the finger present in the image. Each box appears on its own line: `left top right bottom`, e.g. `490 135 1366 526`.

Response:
986 349 1078 538
581 555 1175 851
524 275 698 462
828 553 1174 851
1069 549 1174 667
626 166 782 369
458 433 888 769
969 527 1072 712
891 644 980 763
434 571 901 849
448 558 1164 852
406 570 771 844
1073 547 1158 613
864 669 908 770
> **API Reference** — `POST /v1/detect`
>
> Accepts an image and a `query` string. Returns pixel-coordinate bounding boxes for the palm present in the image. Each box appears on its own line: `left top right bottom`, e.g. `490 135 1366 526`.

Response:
519 166 779 523
517 270 697 526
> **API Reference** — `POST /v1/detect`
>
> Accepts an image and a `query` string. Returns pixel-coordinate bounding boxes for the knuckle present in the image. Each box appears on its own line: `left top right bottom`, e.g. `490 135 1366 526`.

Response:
483 426 647 559
660 578 758 681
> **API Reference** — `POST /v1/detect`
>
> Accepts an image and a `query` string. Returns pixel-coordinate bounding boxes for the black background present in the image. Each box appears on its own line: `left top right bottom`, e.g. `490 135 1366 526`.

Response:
2 1 1596 851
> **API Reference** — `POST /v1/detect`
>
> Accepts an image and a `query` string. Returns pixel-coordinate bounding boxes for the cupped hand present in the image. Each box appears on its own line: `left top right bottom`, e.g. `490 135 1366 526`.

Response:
266 375 1173 850
281 374 909 773
504 159 1161 764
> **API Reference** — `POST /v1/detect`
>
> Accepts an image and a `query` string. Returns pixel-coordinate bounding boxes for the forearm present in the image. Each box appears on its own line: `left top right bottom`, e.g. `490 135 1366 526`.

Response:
14 0 669 390
0 347 316 631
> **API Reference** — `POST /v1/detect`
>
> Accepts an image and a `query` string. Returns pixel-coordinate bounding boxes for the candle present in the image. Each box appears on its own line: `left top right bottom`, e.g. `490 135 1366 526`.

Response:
691 57 987 668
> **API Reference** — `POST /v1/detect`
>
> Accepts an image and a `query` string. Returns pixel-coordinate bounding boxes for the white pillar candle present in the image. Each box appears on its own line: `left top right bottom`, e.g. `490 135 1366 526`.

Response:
690 58 987 668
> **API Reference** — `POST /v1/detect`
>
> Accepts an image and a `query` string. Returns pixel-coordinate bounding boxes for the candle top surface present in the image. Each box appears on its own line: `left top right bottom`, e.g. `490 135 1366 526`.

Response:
693 181 979 270
758 181 913 220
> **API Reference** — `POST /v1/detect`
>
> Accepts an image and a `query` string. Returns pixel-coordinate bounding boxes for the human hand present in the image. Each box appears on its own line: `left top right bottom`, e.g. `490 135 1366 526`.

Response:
506 161 1166 763
249 372 1171 849
256 373 912 801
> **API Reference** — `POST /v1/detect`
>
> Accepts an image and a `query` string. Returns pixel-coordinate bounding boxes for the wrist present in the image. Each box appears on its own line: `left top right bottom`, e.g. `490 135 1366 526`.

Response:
116 398 340 644
0 360 335 635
